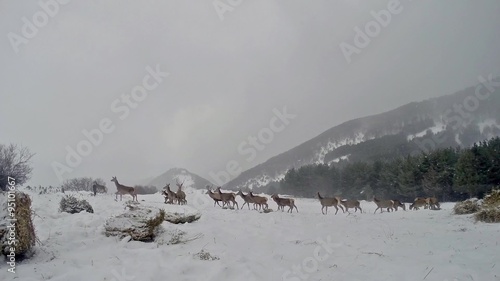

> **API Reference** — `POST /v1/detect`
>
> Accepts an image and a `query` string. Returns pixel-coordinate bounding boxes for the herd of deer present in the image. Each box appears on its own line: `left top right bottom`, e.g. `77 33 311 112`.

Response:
317 193 440 214
107 176 440 214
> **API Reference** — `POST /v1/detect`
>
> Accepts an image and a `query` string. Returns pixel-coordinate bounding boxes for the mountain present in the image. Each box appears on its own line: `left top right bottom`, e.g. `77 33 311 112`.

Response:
148 168 214 190
224 76 500 191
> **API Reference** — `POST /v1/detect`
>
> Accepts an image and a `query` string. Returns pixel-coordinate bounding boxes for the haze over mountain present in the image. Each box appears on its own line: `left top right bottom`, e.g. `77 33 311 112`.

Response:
224 77 500 191
148 168 214 190
2 1 500 187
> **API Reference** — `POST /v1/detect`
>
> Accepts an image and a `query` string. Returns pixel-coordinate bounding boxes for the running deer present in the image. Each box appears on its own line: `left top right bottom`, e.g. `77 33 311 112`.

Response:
271 194 298 213
373 197 394 214
175 179 187 205
110 176 138 202
216 187 239 209
249 192 268 210
317 192 342 215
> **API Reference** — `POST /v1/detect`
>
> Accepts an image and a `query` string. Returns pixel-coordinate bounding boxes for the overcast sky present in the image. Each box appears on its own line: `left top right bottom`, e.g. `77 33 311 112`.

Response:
1 0 500 187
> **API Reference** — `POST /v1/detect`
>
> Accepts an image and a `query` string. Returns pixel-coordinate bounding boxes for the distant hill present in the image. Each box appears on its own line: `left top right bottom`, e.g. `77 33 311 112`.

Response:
148 168 214 190
224 76 500 191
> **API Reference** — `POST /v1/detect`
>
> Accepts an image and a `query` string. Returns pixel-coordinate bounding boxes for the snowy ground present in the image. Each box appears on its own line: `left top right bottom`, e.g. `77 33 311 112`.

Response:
2 189 499 281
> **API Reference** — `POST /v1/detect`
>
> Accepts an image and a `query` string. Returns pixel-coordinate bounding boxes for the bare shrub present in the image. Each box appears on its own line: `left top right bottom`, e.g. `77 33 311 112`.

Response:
475 207 500 223
453 199 480 215
59 195 94 214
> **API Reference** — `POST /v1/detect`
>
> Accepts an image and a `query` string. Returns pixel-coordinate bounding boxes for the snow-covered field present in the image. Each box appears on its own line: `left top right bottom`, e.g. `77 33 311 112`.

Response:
2 189 499 281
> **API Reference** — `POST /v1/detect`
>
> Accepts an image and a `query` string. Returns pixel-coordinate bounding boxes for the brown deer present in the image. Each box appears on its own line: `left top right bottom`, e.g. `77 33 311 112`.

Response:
340 199 362 213
317 192 342 215
410 197 427 210
206 186 224 207
373 197 394 214
427 197 440 210
175 179 187 205
92 181 107 196
249 192 269 210
237 190 254 210
163 183 177 204
110 176 138 202
216 187 239 209
271 194 298 213
392 200 406 211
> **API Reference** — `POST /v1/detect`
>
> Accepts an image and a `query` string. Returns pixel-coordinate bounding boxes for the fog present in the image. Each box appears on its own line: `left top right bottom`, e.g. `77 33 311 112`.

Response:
1 0 500 186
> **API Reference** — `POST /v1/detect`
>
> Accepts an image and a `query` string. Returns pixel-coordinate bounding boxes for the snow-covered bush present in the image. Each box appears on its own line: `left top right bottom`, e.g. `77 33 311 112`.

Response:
59 195 94 214
475 207 500 223
482 189 500 208
453 198 480 215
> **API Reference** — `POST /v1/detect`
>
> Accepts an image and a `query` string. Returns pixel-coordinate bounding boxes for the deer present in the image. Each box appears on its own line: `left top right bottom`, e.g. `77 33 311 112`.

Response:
427 197 440 210
409 197 428 210
216 187 239 209
206 185 224 207
110 176 138 202
373 197 394 214
175 179 187 205
237 190 254 210
92 181 106 196
249 192 268 210
392 200 406 211
271 194 298 213
317 192 342 215
163 183 178 204
339 199 362 213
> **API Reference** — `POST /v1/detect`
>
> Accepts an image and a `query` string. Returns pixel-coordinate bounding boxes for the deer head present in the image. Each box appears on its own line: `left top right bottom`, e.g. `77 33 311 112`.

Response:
176 179 185 191
110 176 117 183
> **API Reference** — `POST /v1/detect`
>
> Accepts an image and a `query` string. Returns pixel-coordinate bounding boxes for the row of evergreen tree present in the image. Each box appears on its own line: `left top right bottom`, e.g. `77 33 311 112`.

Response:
273 137 500 202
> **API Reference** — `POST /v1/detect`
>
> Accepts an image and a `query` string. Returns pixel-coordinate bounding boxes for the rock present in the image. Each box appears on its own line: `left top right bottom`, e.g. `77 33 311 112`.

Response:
164 212 201 224
104 206 165 242
59 195 94 214
1 192 36 259
144 201 202 224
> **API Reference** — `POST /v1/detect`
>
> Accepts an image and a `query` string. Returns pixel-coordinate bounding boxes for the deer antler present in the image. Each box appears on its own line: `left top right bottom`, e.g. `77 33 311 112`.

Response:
176 178 185 187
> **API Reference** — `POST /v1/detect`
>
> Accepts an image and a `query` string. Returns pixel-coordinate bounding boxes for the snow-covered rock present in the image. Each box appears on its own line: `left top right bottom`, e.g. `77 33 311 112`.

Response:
104 204 165 242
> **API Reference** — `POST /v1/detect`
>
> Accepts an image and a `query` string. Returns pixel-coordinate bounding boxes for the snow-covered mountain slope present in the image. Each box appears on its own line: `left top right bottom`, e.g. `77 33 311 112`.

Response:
225 78 500 191
2 190 498 281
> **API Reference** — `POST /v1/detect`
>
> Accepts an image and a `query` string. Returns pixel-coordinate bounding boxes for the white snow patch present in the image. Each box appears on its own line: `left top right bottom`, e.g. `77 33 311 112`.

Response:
407 123 445 141
478 118 500 134
315 132 366 164
455 133 462 145
328 154 350 164
3 190 499 281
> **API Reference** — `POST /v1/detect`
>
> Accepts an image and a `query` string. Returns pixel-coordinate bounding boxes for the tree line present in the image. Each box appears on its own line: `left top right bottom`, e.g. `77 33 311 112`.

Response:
274 137 500 202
